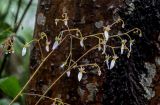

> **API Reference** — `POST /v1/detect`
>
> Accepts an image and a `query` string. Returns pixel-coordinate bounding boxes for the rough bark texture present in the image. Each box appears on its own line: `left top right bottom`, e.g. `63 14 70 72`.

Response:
26 0 160 105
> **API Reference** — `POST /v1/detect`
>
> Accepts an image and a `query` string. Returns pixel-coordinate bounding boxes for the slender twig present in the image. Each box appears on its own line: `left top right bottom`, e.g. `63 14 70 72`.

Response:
14 0 22 24
14 0 33 32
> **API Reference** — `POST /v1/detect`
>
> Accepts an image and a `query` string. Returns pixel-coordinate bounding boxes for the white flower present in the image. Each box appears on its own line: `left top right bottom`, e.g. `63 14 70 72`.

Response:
127 40 134 58
102 41 106 54
127 52 131 58
78 72 83 81
122 23 125 28
55 19 59 26
52 37 60 51
51 102 56 105
80 37 84 47
45 45 49 52
139 32 142 37
52 41 59 50
64 19 68 26
104 31 109 41
98 70 101 76
110 55 118 70
103 25 111 41
98 44 101 51
76 31 79 36
105 55 110 69
60 62 66 68
45 41 50 52
22 47 27 56
66 71 71 77
12 50 15 53
129 40 134 52
120 40 127 54
78 67 85 81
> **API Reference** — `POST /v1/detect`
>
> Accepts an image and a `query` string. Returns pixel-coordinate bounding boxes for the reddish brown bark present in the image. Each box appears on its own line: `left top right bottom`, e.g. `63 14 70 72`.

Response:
26 0 124 105
26 0 160 105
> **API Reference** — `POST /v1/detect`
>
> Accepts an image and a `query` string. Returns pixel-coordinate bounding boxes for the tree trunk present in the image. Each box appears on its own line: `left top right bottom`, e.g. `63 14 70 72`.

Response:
26 0 160 105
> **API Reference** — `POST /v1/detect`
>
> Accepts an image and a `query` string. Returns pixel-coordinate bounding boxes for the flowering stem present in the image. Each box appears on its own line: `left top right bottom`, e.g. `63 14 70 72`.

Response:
34 44 99 105
9 35 68 105
110 18 124 27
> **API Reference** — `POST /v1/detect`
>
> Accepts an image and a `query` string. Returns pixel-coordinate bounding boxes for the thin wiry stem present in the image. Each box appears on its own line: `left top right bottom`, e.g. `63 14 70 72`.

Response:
9 35 68 105
23 93 70 105
34 44 99 105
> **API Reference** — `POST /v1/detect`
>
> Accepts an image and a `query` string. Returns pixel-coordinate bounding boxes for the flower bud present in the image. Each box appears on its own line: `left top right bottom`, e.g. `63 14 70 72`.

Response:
22 47 27 56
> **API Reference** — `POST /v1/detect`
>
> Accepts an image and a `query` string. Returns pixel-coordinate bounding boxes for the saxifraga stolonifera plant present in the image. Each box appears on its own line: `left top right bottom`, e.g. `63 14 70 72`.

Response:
7 12 142 105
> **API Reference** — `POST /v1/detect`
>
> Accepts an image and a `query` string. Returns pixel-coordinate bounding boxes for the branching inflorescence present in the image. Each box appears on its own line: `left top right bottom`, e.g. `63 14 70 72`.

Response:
8 12 142 105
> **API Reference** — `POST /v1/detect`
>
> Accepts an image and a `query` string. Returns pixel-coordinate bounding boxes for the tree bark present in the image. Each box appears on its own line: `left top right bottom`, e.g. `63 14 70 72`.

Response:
26 0 160 105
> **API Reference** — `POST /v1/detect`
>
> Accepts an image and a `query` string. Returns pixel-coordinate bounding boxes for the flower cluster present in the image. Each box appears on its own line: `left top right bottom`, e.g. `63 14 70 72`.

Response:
20 12 142 82
1 36 15 54
8 12 143 105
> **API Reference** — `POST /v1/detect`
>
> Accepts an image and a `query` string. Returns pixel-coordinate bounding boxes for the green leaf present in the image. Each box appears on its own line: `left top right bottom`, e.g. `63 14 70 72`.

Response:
0 98 19 105
0 22 13 44
0 76 21 98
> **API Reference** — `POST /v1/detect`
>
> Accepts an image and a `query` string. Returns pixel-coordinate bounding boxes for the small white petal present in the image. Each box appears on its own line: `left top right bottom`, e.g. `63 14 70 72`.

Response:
120 40 127 55
66 71 71 77
104 31 109 41
98 70 101 76
55 19 58 26
52 41 59 50
129 40 134 52
22 47 27 56
45 45 49 52
129 44 132 52
60 62 66 68
109 55 118 69
78 72 83 81
110 60 116 69
105 55 110 69
102 43 106 54
51 102 56 105
121 44 124 54
64 19 68 26
127 52 131 58
55 22 58 26
139 33 142 37
105 60 109 69
98 44 101 51
76 32 79 36
122 23 125 28
80 38 84 47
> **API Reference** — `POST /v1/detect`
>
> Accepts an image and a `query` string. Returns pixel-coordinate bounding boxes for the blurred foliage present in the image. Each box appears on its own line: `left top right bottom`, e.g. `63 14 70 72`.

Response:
0 76 21 98
0 0 37 104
